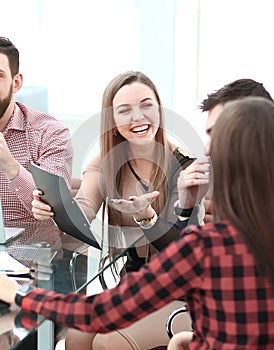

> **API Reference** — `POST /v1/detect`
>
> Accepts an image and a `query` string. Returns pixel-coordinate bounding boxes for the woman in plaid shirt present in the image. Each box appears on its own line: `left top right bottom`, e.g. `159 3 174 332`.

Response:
1 96 274 349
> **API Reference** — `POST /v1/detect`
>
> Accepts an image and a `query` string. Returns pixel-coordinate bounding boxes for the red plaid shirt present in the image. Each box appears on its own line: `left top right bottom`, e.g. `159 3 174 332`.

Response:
1 102 72 222
21 221 274 349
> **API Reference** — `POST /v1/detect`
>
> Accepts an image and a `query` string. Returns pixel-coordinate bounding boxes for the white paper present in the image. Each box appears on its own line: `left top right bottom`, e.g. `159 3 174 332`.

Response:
0 251 30 275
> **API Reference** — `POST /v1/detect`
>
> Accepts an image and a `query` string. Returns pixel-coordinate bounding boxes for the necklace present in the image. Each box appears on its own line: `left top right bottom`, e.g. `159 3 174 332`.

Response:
127 160 150 192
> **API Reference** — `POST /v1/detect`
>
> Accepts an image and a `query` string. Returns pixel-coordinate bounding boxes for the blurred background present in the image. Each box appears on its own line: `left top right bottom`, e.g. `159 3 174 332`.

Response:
1 0 273 174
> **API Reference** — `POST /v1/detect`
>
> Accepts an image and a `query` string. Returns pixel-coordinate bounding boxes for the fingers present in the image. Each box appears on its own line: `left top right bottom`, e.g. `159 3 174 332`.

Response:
129 191 160 202
177 158 210 209
31 206 54 221
178 158 210 189
110 191 160 214
33 188 42 197
183 157 210 174
111 191 159 204
31 197 52 212
32 189 53 220
141 191 160 200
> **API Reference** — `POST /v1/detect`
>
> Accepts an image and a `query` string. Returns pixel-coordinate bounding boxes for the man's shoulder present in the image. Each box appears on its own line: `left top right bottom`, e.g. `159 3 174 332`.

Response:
16 102 69 132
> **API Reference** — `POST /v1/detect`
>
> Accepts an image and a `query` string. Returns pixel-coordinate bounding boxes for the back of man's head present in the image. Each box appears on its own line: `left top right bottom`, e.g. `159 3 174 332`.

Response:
200 78 274 112
0 36 19 77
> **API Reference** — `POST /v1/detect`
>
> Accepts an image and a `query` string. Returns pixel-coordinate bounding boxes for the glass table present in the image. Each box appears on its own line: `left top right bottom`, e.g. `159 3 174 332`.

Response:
0 219 146 350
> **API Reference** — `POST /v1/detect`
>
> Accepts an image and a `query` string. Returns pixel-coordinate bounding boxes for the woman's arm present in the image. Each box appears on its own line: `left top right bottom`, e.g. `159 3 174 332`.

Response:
75 154 104 222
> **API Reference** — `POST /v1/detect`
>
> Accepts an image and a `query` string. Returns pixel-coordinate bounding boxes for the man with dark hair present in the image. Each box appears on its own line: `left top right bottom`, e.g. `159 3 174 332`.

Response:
200 78 273 112
0 36 72 221
181 78 274 223
200 78 273 155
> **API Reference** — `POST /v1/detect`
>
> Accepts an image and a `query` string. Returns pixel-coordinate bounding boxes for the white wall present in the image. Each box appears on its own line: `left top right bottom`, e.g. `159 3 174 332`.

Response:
1 0 140 120
173 0 274 144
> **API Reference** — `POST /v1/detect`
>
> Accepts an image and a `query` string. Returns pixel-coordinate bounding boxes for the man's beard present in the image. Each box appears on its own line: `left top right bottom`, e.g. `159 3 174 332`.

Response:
0 85 13 119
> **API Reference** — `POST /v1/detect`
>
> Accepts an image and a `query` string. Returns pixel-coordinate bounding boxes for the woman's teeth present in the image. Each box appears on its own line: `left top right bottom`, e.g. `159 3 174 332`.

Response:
131 125 149 133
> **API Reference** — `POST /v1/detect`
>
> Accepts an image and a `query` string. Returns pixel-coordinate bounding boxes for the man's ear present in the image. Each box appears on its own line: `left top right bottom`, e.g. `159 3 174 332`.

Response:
12 73 23 93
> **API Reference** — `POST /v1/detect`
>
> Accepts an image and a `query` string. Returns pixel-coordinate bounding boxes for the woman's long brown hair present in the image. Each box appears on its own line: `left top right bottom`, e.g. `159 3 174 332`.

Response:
210 96 274 287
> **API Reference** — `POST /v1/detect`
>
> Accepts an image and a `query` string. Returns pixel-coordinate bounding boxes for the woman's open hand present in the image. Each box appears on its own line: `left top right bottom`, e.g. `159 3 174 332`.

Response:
110 191 160 221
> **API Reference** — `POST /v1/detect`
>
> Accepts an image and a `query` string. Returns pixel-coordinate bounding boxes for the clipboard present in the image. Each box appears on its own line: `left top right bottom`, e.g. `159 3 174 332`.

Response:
28 162 101 250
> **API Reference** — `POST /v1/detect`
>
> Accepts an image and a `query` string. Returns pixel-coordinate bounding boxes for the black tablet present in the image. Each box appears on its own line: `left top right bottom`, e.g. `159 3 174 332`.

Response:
28 162 101 250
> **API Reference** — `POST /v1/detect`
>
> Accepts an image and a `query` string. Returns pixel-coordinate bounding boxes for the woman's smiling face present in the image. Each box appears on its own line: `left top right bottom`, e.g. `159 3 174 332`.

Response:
112 82 160 145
